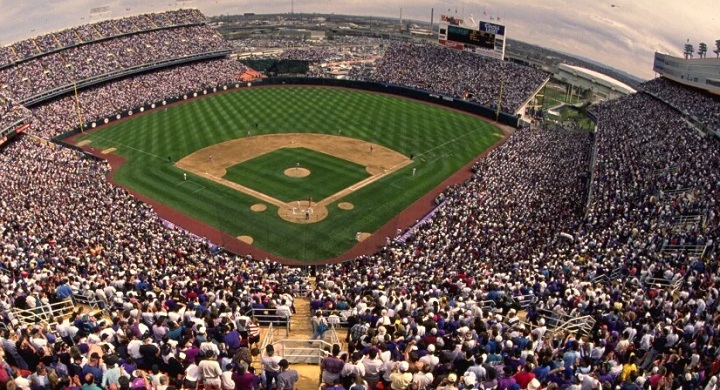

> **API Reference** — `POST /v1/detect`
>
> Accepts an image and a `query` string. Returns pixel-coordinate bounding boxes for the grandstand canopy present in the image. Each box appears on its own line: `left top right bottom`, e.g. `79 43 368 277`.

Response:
558 64 636 96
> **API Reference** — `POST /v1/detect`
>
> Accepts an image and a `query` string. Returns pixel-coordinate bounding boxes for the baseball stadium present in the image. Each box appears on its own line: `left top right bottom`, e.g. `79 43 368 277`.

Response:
0 2 719 390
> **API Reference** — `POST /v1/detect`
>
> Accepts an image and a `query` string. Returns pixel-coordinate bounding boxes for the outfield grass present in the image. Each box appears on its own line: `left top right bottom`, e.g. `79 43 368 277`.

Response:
223 147 370 203
77 87 501 261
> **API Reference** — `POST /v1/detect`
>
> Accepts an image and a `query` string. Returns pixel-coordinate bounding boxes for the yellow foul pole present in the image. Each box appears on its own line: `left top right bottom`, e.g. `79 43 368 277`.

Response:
73 79 84 132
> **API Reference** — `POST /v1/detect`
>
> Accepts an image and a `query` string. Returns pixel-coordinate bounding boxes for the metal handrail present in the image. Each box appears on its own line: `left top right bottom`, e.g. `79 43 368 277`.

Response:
11 299 75 328
261 323 274 351
536 308 596 335
244 308 291 337
274 338 332 364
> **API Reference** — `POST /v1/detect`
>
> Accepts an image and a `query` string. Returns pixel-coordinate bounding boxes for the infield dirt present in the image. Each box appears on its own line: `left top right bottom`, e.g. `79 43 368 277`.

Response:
176 133 411 224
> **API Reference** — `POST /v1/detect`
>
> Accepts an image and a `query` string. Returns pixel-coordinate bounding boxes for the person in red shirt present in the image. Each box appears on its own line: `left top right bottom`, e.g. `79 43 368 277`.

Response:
514 363 537 389
231 364 255 390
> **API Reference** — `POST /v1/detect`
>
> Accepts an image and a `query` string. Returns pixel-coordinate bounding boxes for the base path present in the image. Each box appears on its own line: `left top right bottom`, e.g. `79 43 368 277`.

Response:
68 86 514 265
176 133 412 223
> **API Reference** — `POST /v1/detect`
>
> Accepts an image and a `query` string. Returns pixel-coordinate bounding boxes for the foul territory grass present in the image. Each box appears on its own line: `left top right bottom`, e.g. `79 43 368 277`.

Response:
76 86 501 262
223 147 370 203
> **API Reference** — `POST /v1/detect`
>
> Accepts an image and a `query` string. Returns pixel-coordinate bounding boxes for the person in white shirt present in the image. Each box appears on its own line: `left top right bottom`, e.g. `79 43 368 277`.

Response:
128 334 143 360
262 344 282 390
198 351 223 389
221 363 235 390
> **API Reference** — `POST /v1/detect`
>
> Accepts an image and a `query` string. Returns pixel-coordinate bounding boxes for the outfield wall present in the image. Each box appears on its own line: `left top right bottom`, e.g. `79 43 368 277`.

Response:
257 77 522 128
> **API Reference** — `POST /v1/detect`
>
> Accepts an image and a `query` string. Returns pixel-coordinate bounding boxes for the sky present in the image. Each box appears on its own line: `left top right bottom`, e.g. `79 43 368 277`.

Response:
0 0 717 80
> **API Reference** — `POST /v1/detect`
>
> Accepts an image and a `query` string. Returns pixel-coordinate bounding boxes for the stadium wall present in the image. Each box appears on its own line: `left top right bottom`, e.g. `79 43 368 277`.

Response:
256 77 521 128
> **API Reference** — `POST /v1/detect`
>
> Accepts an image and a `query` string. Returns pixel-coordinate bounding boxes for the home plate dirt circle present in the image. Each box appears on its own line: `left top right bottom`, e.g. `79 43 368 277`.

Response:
278 201 328 224
284 167 311 178
250 204 267 212
338 202 354 210
237 235 254 244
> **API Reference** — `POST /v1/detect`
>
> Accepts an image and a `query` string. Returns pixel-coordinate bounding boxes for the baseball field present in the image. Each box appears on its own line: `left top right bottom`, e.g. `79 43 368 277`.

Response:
74 86 502 262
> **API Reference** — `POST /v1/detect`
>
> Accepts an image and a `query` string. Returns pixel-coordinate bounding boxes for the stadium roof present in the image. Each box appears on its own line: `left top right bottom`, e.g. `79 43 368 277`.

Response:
560 64 636 94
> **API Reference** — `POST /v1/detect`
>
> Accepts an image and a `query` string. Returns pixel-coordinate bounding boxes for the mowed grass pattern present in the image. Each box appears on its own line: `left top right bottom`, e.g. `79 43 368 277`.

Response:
77 87 501 261
223 147 370 203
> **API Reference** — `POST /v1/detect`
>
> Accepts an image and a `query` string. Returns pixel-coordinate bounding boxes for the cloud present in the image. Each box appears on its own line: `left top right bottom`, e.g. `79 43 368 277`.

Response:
0 0 716 79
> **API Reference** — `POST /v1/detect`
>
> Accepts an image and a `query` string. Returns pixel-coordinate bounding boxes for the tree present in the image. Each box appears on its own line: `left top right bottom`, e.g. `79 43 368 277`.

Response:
698 42 708 58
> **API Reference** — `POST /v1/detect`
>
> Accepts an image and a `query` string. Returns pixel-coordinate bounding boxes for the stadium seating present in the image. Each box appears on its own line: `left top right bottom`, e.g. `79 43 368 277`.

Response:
0 10 719 389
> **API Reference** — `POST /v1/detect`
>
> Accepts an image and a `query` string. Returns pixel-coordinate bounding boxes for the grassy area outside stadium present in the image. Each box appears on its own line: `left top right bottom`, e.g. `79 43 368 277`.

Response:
76 86 502 262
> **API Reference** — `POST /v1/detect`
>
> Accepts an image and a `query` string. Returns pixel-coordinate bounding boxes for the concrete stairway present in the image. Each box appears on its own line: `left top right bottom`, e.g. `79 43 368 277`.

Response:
290 296 314 337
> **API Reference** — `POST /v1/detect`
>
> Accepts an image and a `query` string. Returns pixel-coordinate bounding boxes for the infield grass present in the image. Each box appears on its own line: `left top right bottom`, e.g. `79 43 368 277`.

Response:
223 147 370 203
76 86 501 262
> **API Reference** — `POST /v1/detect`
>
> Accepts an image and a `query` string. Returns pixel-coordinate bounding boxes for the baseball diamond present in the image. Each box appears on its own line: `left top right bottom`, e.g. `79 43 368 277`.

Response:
72 86 502 262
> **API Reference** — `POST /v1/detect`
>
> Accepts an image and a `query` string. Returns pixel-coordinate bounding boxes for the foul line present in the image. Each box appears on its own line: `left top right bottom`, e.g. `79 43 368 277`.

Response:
82 134 167 161
412 129 481 160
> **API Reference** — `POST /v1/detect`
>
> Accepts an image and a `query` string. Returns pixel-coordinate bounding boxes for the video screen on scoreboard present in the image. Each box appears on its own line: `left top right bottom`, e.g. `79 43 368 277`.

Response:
446 25 495 49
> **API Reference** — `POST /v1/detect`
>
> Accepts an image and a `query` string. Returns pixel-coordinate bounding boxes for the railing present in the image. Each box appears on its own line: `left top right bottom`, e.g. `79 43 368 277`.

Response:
312 310 350 328
536 308 596 336
72 290 106 311
512 294 536 310
642 275 684 293
660 243 708 258
261 323 274 351
11 299 75 328
591 265 626 284
274 338 332 366
326 316 342 346
244 308 290 337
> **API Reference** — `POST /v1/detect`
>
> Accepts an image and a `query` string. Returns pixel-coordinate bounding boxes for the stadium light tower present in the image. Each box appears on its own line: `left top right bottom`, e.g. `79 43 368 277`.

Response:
698 42 707 58
683 42 694 59
714 40 720 58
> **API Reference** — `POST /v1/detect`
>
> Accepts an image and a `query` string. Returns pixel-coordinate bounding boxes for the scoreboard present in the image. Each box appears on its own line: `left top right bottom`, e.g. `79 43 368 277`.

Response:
438 19 506 60
446 25 495 49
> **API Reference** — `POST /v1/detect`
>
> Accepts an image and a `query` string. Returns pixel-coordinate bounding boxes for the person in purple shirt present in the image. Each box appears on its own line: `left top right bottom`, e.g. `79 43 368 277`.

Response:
496 366 518 390
223 326 242 352
182 342 201 364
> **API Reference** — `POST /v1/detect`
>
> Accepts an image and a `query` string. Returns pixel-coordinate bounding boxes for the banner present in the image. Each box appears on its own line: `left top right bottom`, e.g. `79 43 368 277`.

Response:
440 14 464 26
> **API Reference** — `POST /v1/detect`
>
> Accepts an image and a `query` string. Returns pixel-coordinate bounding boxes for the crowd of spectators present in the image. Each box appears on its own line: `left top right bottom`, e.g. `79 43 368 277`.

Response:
0 135 306 389
303 90 719 390
28 59 249 139
0 9 206 67
639 77 720 134
0 24 231 102
0 93 31 132
369 43 549 113
1 12 720 389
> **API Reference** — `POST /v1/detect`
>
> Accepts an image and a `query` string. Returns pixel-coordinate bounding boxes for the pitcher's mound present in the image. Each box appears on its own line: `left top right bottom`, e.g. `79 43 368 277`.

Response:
237 235 253 244
338 202 354 210
356 232 372 241
278 201 328 224
250 204 267 212
284 167 310 178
